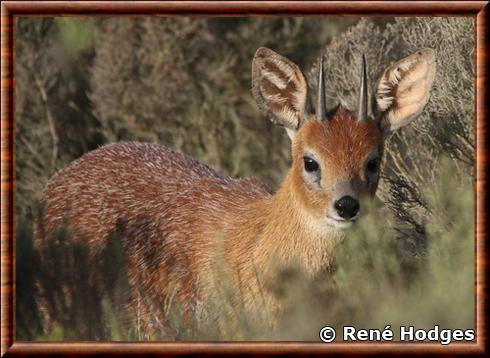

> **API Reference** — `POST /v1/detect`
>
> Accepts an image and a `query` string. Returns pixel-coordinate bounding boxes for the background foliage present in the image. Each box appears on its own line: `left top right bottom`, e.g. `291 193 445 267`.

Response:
15 16 474 340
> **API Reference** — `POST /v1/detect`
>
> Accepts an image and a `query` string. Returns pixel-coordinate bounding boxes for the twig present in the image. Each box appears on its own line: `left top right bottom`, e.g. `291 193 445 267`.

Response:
34 74 59 174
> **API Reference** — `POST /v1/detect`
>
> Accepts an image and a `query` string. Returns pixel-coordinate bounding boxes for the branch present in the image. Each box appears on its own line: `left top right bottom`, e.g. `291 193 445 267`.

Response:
34 74 59 174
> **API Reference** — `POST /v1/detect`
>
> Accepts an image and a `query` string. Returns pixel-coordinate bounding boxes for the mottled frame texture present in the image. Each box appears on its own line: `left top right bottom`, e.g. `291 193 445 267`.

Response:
1 1 488 357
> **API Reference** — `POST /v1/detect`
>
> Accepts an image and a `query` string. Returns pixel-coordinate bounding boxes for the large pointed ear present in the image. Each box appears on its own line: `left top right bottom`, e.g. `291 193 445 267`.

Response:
252 47 309 139
373 48 436 138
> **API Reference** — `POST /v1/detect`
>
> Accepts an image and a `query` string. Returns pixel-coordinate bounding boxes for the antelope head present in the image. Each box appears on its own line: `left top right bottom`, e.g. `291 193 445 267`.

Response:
252 47 436 229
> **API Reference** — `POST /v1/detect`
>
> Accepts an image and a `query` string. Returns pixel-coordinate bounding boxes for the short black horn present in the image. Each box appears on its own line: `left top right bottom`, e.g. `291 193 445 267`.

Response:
357 54 368 122
316 54 326 122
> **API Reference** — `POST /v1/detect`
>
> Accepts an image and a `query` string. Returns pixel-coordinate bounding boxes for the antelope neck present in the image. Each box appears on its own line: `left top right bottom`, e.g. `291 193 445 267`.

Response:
229 172 339 277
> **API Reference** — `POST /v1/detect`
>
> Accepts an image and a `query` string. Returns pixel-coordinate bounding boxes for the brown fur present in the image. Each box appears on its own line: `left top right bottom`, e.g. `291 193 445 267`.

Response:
35 107 383 336
291 107 383 215
35 47 435 337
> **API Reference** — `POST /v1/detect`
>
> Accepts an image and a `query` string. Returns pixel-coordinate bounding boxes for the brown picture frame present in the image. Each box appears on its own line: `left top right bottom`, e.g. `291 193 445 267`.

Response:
1 1 488 356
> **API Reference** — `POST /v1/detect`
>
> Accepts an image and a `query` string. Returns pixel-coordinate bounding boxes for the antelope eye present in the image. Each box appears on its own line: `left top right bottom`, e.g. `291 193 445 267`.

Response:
303 157 319 172
366 158 379 173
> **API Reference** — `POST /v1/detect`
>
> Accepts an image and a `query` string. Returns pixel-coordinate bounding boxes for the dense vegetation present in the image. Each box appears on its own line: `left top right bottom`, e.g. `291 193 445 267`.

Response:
15 17 474 340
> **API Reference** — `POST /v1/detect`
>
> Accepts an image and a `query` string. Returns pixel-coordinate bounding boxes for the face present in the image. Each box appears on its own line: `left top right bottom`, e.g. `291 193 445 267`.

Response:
251 47 435 229
291 106 383 229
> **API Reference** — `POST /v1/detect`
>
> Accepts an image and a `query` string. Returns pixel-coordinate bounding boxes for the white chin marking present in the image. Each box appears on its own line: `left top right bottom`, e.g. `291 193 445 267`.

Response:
326 217 354 229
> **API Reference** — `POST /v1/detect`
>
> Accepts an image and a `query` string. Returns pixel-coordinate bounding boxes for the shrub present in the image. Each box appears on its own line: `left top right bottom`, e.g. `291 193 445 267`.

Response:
18 210 128 340
15 18 102 219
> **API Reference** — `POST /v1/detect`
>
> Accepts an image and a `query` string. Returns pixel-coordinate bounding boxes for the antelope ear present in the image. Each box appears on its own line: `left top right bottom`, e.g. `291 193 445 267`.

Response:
252 47 308 139
374 48 436 138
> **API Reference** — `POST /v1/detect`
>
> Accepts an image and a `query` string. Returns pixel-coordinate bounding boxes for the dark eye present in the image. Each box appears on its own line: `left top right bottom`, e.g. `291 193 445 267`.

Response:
303 157 319 172
366 158 379 173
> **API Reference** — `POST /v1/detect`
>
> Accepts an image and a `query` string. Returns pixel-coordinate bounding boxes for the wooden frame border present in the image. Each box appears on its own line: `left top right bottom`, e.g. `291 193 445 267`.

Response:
1 1 488 356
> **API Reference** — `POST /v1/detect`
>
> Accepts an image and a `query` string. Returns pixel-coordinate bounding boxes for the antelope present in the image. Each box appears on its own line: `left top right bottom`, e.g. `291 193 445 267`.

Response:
36 47 436 337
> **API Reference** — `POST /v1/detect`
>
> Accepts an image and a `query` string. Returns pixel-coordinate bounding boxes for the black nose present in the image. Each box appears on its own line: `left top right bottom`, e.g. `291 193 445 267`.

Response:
334 196 360 219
